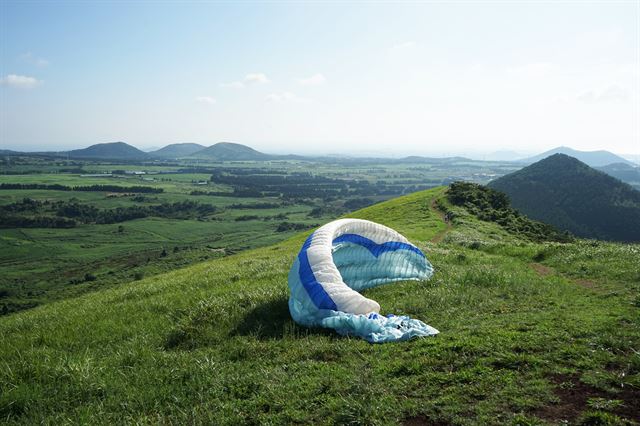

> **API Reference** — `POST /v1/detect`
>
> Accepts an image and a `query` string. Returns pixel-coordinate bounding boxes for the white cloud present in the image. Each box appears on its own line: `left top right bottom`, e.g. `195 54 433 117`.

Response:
0 74 42 89
221 72 270 89
265 92 307 103
390 41 416 51
20 52 49 67
298 73 326 86
244 73 269 84
577 85 629 103
195 96 216 105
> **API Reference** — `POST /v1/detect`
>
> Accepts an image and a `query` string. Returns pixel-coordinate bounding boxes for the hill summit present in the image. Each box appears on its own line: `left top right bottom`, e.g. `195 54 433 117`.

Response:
149 143 206 159
190 142 272 161
489 153 640 242
66 142 150 160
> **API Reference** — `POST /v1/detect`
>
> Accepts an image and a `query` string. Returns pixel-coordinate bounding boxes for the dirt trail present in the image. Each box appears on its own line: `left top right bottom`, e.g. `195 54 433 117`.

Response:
534 373 640 423
529 262 554 277
429 198 452 243
529 263 598 289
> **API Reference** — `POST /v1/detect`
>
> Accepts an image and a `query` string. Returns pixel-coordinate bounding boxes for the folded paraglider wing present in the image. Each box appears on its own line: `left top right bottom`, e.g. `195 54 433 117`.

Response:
288 218 439 343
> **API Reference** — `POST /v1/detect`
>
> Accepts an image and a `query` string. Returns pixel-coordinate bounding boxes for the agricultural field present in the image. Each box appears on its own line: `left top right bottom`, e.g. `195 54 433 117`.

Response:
0 155 520 314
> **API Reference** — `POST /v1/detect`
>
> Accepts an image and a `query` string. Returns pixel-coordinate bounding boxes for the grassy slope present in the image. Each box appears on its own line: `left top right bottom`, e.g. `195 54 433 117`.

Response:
1 187 639 424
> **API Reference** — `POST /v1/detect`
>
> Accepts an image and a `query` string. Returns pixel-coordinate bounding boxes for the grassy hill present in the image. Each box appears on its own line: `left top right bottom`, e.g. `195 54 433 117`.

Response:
66 142 150 161
489 154 640 242
149 143 206 159
520 147 635 167
190 142 273 161
1 187 639 424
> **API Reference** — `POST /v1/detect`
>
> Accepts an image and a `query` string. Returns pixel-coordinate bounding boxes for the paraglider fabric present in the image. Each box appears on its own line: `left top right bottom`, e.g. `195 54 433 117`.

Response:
288 218 439 343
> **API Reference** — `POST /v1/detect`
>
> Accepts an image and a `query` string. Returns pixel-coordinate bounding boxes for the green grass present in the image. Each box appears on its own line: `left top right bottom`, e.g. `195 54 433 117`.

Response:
1 186 638 424
0 168 327 312
0 215 321 313
0 155 524 314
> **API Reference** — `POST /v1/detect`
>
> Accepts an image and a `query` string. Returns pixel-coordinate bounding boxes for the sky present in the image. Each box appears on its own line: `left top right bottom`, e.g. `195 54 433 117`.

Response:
1 1 639 157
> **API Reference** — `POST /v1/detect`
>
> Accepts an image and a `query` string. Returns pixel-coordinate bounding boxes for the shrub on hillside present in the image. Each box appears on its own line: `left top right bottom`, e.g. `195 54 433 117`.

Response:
447 181 572 243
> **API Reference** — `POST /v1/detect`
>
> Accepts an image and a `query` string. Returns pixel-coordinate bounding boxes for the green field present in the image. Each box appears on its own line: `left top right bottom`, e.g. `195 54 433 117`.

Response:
0 156 521 314
1 187 638 424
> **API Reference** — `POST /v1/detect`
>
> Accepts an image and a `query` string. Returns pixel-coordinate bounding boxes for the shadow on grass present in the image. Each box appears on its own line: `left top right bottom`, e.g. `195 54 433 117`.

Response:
231 297 334 340
164 297 335 350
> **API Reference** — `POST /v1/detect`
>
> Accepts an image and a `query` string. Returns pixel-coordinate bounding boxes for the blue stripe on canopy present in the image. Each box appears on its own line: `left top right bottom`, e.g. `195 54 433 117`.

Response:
297 233 338 311
332 234 425 258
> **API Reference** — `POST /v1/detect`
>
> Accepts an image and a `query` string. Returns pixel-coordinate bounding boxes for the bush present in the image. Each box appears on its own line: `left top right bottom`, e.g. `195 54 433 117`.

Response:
447 181 572 243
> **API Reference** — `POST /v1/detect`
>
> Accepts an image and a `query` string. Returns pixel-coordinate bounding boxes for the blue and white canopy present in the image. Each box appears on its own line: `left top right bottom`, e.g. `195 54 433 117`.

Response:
288 218 439 343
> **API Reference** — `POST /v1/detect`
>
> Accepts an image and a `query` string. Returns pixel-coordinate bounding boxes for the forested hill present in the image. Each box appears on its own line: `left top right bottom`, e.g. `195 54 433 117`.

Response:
190 142 273 160
597 162 640 190
66 142 150 160
489 154 640 242
149 143 206 159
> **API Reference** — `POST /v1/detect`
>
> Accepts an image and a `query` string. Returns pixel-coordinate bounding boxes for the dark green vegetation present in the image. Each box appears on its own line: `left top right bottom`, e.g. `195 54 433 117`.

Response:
597 163 640 190
521 146 636 168
0 155 519 315
445 181 572 243
490 154 640 242
0 183 163 193
1 186 638 424
0 198 217 228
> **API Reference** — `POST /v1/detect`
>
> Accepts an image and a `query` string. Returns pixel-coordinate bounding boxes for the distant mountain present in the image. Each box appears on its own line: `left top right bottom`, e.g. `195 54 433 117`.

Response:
596 163 640 190
621 153 640 164
519 146 635 167
0 149 23 156
190 142 273 161
66 142 150 160
488 154 640 242
150 143 206 159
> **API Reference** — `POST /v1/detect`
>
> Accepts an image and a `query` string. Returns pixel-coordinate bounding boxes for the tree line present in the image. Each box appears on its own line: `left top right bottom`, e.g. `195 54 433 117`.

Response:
0 198 216 228
0 183 163 193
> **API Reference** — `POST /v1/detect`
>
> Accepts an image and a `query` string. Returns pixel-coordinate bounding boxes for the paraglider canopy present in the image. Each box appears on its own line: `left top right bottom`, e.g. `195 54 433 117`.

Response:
288 218 438 343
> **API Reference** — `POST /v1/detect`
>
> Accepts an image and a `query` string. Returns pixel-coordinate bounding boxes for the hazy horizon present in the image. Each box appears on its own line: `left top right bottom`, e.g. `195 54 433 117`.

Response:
1 2 639 156
3 140 640 164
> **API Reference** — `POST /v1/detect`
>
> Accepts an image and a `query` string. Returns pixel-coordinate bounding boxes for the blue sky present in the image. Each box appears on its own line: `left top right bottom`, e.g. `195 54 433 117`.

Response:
1 1 638 156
